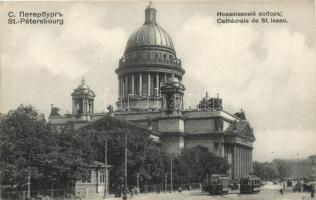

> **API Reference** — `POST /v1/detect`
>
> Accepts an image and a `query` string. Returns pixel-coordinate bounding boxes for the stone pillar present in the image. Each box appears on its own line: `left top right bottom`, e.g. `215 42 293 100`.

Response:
139 73 142 96
239 147 241 179
164 73 167 82
147 73 151 96
85 99 88 114
125 76 128 98
156 73 159 96
247 148 250 175
246 148 248 175
241 146 246 177
243 147 245 177
132 74 135 95
234 145 238 179
250 149 253 173
72 99 76 114
82 99 86 114
91 100 94 114
239 146 242 178
118 77 121 97
122 78 125 99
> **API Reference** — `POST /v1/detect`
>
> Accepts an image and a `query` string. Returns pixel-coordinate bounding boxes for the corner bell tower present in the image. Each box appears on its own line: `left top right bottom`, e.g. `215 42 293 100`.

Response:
71 78 96 121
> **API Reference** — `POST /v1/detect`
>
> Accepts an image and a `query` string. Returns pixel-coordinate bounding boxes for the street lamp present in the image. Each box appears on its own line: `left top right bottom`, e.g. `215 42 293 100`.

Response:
27 174 31 199
136 173 140 194
103 136 108 199
122 121 128 200
170 154 173 193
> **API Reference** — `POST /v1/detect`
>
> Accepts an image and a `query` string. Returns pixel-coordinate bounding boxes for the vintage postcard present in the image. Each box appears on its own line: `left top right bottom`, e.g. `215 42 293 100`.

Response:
0 0 315 200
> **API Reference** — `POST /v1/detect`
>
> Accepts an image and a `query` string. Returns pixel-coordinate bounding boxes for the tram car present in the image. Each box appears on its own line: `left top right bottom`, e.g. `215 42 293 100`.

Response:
240 176 261 194
206 174 229 195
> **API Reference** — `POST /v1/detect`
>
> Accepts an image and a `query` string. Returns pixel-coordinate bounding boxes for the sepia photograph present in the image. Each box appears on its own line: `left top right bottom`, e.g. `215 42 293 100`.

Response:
0 0 316 199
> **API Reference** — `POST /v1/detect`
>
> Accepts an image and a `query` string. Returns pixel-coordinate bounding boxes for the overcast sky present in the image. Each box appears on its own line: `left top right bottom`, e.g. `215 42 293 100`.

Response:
1 0 316 162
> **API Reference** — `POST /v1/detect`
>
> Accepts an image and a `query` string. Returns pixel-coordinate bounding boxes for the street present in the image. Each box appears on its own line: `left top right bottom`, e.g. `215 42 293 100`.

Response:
101 182 314 200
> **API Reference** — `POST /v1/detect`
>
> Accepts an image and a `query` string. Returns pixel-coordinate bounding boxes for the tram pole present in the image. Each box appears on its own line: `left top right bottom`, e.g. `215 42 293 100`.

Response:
122 121 128 200
170 154 173 193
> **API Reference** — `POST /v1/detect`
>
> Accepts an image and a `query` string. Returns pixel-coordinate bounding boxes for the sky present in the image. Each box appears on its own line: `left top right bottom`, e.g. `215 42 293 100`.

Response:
1 0 316 162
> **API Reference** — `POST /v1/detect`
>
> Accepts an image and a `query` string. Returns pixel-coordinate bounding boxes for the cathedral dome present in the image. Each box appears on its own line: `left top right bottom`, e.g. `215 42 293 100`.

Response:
72 78 95 97
126 24 174 51
124 1 175 53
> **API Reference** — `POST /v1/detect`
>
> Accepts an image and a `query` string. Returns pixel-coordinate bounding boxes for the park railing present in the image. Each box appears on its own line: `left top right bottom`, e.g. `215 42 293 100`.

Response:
1 188 76 200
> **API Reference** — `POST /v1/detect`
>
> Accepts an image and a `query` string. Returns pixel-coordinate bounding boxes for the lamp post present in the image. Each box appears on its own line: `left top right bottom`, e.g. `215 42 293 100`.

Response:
122 121 128 200
27 175 31 199
136 173 140 194
164 173 167 193
170 154 173 193
103 136 108 199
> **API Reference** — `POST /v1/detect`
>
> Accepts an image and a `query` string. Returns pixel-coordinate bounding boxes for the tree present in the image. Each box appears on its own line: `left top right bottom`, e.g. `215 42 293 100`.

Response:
0 105 90 191
73 118 169 187
273 159 291 179
173 146 230 185
253 160 288 180
0 105 51 188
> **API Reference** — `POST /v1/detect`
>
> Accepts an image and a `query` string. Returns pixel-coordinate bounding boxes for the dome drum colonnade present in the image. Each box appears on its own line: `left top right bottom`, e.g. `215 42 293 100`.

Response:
115 1 185 110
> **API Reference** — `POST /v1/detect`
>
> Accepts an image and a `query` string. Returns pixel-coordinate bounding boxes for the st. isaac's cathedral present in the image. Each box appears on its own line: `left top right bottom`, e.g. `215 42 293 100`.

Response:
49 2 255 180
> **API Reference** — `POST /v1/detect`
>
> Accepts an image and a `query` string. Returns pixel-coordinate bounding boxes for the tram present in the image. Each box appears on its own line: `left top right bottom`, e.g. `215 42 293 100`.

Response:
206 174 229 195
240 176 261 194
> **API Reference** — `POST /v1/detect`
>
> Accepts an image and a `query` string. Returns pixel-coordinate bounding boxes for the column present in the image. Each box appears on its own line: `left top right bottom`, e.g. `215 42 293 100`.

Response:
247 148 250 175
72 99 76 114
124 76 128 98
85 99 88 114
241 146 247 176
147 73 151 96
243 147 246 176
131 74 135 95
120 77 123 97
164 73 167 82
91 100 94 114
82 99 86 114
139 73 142 96
156 73 159 96
239 147 241 179
121 77 125 99
245 148 248 175
118 77 121 97
250 149 253 173
234 145 238 179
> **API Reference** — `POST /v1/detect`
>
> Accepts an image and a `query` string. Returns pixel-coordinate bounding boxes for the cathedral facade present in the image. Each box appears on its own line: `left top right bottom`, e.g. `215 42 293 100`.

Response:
49 2 255 180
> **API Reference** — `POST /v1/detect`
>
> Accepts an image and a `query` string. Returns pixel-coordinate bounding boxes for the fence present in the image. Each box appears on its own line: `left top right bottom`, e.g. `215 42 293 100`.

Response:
1 182 202 199
1 188 76 200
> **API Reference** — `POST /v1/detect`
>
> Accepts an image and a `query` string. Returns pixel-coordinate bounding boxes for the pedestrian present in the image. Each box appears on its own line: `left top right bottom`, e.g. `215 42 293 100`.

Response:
280 187 284 195
311 184 315 198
